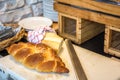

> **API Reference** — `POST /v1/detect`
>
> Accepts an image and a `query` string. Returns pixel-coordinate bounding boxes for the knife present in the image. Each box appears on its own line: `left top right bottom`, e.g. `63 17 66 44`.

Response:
65 39 87 80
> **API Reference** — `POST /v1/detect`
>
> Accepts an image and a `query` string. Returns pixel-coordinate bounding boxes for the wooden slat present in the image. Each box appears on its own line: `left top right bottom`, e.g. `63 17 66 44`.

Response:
65 39 88 80
104 26 111 53
108 48 120 57
76 17 82 44
110 26 120 32
54 3 120 29
59 32 79 43
81 23 104 43
55 0 120 16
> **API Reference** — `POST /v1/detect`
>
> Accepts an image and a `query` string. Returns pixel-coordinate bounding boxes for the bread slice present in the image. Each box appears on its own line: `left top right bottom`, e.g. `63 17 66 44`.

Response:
42 32 63 53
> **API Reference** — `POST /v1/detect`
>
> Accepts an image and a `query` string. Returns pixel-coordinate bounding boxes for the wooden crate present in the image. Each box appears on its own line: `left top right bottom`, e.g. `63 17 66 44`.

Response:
104 25 120 57
54 0 120 56
58 13 104 44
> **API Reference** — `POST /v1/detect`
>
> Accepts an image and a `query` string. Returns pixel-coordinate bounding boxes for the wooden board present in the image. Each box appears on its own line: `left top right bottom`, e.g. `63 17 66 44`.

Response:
0 41 120 80
54 2 120 28
0 42 81 80
73 44 120 80
55 0 120 16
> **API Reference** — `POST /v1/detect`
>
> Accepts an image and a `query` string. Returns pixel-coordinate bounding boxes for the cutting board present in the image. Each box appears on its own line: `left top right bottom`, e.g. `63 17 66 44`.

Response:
73 45 120 80
0 42 78 80
0 41 120 80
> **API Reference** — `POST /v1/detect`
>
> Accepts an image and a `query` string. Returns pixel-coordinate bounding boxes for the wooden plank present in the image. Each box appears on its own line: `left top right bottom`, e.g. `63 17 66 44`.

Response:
81 22 104 34
73 44 120 80
76 18 82 44
104 26 111 53
108 48 120 57
54 3 120 29
81 23 104 43
80 20 94 28
55 0 120 16
110 26 120 32
65 39 87 80
59 33 77 43
58 13 63 34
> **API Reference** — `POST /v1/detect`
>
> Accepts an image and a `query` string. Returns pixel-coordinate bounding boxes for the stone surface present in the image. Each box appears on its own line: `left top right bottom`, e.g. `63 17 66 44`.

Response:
38 0 42 2
31 2 43 16
0 0 25 11
25 0 38 5
43 0 58 22
0 6 32 23
0 0 43 23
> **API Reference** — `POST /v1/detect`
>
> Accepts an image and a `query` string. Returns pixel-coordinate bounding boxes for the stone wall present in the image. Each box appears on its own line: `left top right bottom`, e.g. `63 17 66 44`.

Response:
0 0 43 23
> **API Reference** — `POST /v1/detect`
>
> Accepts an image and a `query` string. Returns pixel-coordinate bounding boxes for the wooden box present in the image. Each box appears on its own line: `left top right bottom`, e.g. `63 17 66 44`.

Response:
58 13 104 44
104 25 120 57
54 0 120 56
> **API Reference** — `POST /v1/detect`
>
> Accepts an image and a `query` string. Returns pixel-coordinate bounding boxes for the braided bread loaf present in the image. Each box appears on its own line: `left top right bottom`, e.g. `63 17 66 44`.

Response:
6 42 69 73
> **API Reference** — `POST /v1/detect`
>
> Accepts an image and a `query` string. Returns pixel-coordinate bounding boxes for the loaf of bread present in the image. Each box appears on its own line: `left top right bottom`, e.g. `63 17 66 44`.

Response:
6 42 69 73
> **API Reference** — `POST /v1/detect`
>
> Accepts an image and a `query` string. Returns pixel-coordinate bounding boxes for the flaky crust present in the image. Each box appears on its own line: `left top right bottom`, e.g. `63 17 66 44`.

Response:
6 42 69 73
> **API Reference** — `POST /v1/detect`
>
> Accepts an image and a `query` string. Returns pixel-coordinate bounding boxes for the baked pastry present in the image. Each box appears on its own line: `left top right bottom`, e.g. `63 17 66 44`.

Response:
6 42 69 73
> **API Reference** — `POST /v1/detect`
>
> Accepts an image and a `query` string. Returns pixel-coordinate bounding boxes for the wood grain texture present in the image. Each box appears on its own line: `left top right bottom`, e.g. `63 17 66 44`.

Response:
65 39 87 80
54 3 120 29
55 0 120 16
58 12 104 44
104 26 110 53
104 25 120 57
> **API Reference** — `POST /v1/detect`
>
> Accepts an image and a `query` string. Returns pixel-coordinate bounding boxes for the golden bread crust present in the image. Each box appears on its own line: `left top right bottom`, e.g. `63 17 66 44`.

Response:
23 53 44 69
6 42 69 73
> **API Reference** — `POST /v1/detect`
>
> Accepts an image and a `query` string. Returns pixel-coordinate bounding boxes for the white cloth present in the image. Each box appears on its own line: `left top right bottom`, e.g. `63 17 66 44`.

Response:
27 26 55 44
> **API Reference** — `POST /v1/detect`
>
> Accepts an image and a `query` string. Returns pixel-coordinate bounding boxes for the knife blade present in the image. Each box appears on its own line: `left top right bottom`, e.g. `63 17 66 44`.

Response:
65 39 87 80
